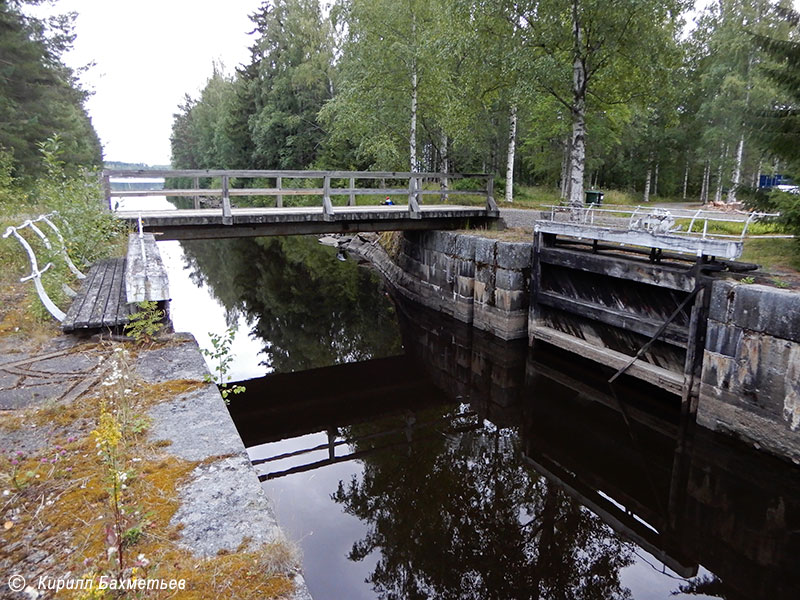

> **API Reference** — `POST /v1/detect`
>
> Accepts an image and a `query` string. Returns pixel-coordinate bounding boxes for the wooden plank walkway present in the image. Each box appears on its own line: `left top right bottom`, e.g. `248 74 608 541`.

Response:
115 205 497 241
62 258 131 332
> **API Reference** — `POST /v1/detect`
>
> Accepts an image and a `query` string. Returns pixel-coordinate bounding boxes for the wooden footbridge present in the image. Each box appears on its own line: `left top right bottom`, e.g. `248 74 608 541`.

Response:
106 169 499 240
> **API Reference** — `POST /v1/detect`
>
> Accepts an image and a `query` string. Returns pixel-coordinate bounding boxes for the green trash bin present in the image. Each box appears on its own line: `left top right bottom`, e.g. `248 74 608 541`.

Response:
585 190 604 206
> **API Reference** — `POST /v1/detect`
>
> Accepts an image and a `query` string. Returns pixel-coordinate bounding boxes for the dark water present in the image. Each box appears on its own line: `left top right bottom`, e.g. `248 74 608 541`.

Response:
170 236 800 600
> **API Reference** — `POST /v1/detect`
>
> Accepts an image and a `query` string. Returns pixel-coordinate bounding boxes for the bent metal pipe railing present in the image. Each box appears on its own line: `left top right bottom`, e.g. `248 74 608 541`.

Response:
2 213 84 322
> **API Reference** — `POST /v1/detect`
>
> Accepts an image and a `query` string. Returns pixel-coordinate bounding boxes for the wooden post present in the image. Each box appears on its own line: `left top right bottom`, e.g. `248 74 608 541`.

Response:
322 175 334 221
193 176 200 210
681 268 711 418
486 175 498 212
529 231 546 343
408 176 421 218
221 175 232 225
276 176 283 208
102 172 112 210
348 177 356 207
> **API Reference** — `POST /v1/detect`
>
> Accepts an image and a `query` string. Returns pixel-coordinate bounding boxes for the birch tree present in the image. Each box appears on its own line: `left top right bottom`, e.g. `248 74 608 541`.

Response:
510 0 685 208
321 0 445 171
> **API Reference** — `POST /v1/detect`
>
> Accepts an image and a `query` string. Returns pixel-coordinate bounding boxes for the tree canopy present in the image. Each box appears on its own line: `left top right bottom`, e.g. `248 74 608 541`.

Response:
170 0 798 206
0 0 101 180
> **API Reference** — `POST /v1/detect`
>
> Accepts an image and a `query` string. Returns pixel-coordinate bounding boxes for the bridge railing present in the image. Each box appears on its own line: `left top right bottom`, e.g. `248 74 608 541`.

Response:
103 169 498 224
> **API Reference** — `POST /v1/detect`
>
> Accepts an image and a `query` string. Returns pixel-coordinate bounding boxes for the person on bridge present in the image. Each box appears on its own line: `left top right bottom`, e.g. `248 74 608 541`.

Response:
381 196 394 205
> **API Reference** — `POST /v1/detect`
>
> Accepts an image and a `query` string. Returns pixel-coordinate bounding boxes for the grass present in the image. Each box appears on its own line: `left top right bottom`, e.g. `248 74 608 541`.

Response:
742 238 800 271
0 340 299 599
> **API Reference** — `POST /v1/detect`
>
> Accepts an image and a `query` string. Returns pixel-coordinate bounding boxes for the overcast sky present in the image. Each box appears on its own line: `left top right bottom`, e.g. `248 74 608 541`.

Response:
34 0 798 167
35 0 263 165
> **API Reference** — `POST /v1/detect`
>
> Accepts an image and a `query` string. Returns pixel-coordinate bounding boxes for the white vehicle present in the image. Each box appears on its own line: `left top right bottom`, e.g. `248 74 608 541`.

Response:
773 184 800 194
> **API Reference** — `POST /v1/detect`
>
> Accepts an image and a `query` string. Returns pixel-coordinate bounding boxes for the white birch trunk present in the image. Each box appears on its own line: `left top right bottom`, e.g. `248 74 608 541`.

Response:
441 132 449 201
410 64 417 172
753 159 761 189
727 133 745 203
713 145 727 204
701 161 710 204
560 137 570 199
643 160 653 203
682 161 689 200
409 14 417 173
567 0 587 210
505 104 518 203
653 162 659 197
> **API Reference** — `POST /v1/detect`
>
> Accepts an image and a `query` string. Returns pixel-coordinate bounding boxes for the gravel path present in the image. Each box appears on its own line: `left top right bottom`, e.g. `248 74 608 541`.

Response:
499 208 542 231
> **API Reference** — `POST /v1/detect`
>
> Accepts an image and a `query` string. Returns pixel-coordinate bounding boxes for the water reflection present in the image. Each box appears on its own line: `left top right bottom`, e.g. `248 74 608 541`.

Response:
179 236 402 371
226 293 800 600
155 233 800 599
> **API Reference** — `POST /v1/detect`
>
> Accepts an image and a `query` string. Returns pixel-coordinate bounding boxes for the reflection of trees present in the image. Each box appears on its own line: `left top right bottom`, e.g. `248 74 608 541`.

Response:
180 236 402 371
334 408 634 600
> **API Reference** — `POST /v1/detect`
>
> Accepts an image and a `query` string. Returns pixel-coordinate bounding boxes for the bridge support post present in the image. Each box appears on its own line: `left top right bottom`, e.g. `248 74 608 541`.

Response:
349 177 356 206
276 176 283 208
192 177 200 210
101 173 112 210
322 175 334 221
221 175 233 225
408 176 421 219
486 175 499 213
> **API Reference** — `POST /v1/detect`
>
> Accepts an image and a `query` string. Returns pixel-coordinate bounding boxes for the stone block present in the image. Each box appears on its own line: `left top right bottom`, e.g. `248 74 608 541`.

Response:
475 237 497 265
456 258 475 279
454 234 477 259
732 284 800 343
456 275 474 297
474 280 492 305
496 268 526 291
496 241 532 270
428 230 457 254
495 289 528 312
705 321 742 358
402 239 422 262
708 280 737 323
474 262 494 286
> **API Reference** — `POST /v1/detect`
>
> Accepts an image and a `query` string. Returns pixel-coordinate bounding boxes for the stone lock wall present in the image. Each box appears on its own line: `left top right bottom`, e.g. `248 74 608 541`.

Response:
349 231 532 340
698 280 800 462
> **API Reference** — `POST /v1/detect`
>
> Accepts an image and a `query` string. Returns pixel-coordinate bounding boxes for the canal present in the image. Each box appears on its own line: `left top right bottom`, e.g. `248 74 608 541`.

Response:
149 231 800 600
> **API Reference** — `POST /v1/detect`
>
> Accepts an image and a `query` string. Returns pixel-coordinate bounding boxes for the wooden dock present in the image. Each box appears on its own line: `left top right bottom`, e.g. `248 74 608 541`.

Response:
62 233 171 333
62 258 131 332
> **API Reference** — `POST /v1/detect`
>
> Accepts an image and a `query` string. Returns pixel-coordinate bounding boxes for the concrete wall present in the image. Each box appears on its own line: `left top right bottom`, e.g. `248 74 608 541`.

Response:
349 231 532 340
699 280 800 463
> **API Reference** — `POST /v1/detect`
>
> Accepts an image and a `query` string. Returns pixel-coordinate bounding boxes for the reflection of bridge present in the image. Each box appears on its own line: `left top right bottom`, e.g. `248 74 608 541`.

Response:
107 169 499 240
228 296 800 600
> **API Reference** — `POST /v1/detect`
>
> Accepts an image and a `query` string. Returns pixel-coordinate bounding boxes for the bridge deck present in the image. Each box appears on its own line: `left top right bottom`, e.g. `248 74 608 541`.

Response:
116 204 496 240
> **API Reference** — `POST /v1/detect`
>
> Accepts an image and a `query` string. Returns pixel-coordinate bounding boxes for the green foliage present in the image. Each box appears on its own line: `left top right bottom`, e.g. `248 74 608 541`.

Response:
0 2 101 180
168 0 798 211
170 1 334 173
29 135 126 267
124 301 166 344
201 327 246 403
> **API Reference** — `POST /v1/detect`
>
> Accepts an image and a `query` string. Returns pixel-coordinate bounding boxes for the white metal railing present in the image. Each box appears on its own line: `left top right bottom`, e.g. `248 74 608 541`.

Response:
2 213 84 322
543 204 786 241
